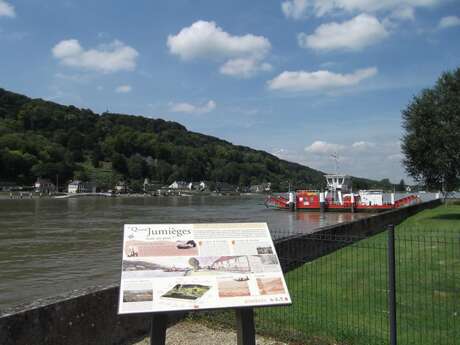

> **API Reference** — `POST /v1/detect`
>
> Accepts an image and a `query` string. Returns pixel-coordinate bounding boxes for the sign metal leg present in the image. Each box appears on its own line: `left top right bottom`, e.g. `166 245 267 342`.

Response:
150 313 168 345
236 308 256 345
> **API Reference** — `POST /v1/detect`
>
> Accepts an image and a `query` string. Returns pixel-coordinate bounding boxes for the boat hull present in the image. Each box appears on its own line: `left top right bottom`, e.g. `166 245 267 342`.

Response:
265 193 419 213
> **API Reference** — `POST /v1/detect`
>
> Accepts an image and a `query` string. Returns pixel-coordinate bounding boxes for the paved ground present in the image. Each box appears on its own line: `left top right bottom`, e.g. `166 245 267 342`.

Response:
132 320 288 345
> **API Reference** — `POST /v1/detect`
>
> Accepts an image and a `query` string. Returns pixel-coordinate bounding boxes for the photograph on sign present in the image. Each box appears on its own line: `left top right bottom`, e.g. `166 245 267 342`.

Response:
118 223 291 314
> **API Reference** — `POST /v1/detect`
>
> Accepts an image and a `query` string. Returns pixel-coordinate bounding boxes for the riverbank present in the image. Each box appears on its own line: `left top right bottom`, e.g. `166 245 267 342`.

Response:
0 190 262 199
250 204 460 344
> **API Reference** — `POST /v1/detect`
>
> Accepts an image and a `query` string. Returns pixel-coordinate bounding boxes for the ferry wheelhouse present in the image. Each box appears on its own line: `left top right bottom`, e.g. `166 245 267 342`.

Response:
265 174 419 212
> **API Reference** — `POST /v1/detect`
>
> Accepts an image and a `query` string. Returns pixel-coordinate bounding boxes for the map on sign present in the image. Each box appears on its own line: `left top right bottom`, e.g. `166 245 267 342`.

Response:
118 223 291 314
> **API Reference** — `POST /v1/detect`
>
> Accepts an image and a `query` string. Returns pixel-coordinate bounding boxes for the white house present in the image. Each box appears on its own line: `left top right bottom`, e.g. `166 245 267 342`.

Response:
168 181 188 190
68 181 97 194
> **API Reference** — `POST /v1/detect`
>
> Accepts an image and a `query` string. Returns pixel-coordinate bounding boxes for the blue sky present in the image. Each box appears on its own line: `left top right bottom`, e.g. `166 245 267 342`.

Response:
1 0 459 183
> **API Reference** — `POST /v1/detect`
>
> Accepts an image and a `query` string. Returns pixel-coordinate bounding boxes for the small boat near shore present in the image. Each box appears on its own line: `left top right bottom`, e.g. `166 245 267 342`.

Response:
265 174 420 212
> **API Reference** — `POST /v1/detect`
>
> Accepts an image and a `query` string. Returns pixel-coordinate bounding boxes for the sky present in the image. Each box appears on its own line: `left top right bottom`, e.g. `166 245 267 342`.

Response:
0 0 459 183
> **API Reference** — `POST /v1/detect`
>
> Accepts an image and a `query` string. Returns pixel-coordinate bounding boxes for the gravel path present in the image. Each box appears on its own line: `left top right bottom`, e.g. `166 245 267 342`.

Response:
132 320 288 345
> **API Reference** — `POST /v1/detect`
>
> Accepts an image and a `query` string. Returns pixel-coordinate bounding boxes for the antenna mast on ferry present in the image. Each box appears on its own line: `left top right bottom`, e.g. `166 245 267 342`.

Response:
330 152 339 175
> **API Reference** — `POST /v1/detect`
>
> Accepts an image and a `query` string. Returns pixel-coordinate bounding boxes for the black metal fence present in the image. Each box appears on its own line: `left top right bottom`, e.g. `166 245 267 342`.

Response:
198 226 459 345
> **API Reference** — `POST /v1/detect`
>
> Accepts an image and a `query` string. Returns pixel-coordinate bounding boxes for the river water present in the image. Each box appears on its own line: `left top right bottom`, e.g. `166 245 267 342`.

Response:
0 194 386 310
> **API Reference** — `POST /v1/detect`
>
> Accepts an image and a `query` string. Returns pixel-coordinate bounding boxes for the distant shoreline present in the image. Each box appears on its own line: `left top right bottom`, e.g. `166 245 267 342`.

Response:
0 191 263 200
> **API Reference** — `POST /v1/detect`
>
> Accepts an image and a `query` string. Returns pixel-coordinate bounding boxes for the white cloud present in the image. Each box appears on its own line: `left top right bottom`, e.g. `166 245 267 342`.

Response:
298 14 389 51
219 58 272 78
352 141 376 151
0 1 15 17
281 0 442 18
387 153 404 161
268 67 377 92
170 100 216 114
52 39 139 73
438 16 460 29
305 141 345 155
167 20 271 78
115 85 132 93
167 20 270 60
390 6 415 21
281 0 309 20
301 140 408 181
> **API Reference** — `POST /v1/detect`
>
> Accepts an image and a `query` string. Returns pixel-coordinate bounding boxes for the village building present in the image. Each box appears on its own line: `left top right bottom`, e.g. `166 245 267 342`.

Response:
168 181 188 190
143 179 162 192
250 182 271 193
115 181 129 194
199 181 209 191
34 178 56 194
185 181 203 190
68 181 97 194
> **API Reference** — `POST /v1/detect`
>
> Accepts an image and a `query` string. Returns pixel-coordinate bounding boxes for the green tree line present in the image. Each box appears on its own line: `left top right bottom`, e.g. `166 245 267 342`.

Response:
0 87 388 191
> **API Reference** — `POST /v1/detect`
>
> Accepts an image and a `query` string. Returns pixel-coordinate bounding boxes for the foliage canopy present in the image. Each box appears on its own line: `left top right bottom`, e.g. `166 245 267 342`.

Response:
402 68 460 192
0 87 389 191
0 88 327 190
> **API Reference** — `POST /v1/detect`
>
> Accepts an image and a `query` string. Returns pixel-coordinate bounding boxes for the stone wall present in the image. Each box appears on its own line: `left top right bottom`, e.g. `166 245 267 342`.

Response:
0 285 152 345
0 199 441 345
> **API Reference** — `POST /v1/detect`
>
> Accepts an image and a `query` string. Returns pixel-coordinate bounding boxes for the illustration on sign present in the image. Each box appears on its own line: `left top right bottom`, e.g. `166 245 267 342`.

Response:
118 223 291 314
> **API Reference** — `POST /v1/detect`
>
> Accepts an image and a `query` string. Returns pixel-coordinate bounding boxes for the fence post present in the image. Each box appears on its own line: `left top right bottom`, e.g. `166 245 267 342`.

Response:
387 224 397 345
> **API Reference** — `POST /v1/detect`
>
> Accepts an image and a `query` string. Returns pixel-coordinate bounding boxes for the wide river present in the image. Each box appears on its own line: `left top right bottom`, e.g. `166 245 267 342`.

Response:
0 194 375 310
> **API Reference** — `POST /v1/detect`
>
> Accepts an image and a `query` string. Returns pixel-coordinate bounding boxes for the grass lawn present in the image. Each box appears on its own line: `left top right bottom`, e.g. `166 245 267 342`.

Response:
253 205 460 345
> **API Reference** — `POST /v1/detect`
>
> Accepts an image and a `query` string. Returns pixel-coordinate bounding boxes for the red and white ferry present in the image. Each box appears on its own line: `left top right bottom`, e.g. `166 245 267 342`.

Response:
265 174 419 212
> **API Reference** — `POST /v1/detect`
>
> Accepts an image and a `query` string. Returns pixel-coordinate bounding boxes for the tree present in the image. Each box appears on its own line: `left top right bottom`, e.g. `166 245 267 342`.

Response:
111 153 128 175
90 144 103 168
127 155 147 180
378 178 392 191
402 68 460 193
0 87 339 189
74 170 89 181
397 179 406 192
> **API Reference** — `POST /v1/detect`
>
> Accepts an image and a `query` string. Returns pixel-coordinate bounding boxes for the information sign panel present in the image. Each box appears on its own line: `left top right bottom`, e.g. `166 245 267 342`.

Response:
118 223 291 314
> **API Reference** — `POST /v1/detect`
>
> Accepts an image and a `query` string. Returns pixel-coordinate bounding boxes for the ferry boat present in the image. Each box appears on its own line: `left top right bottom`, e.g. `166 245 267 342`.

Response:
265 174 419 212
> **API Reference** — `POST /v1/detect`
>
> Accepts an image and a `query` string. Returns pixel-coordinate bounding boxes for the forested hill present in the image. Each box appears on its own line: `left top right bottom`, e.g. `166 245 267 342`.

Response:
0 87 330 190
0 87 386 191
